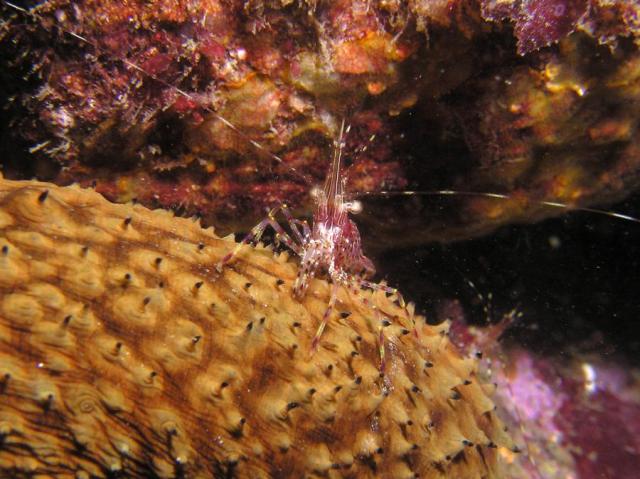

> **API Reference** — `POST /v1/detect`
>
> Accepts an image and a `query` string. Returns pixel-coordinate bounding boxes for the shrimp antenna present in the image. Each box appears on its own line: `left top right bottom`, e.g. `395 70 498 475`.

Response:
356 189 640 224
325 118 347 203
3 0 314 185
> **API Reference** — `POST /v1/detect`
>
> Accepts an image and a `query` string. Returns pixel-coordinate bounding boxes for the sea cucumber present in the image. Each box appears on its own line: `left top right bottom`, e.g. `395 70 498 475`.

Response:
0 175 513 478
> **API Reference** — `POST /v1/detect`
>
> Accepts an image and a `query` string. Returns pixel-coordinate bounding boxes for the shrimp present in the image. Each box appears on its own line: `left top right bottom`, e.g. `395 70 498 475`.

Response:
217 120 408 358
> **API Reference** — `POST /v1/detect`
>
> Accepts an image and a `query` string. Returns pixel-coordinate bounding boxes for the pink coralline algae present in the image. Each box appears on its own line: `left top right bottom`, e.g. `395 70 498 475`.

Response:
483 0 589 53
449 314 640 479
482 0 640 53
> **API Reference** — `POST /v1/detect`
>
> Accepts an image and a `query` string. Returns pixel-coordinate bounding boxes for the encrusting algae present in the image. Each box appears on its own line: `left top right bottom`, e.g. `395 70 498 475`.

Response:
0 175 514 478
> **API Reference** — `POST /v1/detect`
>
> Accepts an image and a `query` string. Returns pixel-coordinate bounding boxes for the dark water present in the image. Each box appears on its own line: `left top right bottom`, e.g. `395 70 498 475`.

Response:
373 194 640 361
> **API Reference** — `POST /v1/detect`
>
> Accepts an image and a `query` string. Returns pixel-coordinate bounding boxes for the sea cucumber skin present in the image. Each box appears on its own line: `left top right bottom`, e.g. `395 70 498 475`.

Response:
0 177 511 478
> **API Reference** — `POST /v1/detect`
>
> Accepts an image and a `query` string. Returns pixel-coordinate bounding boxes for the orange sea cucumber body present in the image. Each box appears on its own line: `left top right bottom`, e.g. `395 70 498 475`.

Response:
0 176 512 478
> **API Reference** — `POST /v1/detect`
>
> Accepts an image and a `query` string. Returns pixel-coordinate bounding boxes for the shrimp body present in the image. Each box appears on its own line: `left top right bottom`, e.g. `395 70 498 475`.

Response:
217 120 396 352
293 179 375 300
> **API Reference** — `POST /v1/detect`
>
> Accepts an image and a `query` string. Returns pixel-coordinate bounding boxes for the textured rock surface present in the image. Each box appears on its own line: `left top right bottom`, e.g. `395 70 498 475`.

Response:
3 1 640 242
482 0 640 53
0 177 513 478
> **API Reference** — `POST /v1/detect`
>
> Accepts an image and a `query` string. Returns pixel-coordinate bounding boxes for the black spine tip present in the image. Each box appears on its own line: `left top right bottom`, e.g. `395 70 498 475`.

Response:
1 245 8 255
37 190 49 203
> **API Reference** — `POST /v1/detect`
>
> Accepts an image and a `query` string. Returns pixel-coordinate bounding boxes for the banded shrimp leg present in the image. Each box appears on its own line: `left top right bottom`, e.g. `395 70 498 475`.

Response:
342 275 416 374
216 204 308 268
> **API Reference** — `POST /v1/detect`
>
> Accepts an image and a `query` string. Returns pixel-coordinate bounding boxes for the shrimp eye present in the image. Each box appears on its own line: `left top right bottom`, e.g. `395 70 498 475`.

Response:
346 200 362 215
310 186 323 201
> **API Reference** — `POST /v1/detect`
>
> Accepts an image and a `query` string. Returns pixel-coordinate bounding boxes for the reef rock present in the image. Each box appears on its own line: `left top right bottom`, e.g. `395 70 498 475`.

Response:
0 177 513 478
3 1 640 242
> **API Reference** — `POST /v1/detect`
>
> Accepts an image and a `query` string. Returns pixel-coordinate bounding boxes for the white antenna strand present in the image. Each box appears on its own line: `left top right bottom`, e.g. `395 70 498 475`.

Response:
3 0 314 186
357 189 640 224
